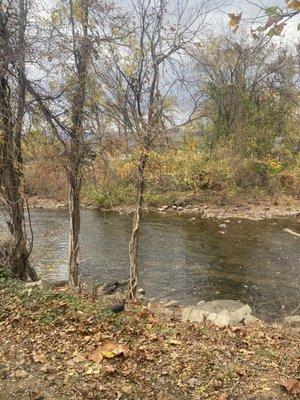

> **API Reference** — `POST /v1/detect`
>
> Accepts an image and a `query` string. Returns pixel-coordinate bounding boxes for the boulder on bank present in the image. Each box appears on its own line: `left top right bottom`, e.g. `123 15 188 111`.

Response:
243 314 259 324
25 278 54 290
182 300 252 326
283 316 300 333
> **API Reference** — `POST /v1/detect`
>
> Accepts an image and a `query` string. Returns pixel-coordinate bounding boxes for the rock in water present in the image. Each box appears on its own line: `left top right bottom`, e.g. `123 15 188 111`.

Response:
182 300 252 326
165 300 179 308
283 228 300 237
102 279 129 294
102 281 119 294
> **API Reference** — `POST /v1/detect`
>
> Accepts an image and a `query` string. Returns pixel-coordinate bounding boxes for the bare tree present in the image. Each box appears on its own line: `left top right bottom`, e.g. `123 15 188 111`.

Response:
0 0 37 280
26 0 93 286
96 0 213 300
194 32 297 156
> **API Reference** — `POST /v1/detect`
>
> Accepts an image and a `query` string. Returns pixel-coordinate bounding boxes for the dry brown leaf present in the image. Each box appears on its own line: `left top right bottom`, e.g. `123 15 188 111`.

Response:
218 394 228 400
287 0 300 11
122 362 138 376
280 378 300 395
88 348 103 364
121 384 133 395
32 353 47 364
228 12 242 32
234 366 245 376
88 341 129 364
103 364 117 374
15 370 28 378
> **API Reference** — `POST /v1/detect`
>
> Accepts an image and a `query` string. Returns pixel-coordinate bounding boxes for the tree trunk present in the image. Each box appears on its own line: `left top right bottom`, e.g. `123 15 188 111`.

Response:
67 0 89 287
68 164 82 287
0 80 37 281
127 152 148 300
2 136 33 280
5 183 36 281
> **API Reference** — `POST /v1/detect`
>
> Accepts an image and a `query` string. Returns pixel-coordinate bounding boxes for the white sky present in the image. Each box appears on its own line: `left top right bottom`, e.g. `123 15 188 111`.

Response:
42 0 300 42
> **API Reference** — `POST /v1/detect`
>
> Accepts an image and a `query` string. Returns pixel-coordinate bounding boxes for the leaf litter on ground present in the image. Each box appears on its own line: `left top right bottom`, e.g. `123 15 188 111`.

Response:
0 279 299 399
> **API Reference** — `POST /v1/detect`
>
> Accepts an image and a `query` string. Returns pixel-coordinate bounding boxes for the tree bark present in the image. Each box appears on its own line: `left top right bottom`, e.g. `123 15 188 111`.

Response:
66 0 89 287
68 164 82 287
0 80 36 280
127 152 148 300
0 0 37 281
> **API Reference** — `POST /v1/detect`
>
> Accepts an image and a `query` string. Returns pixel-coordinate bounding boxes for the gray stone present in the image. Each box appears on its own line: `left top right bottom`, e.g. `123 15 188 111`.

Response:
162 308 173 317
137 288 146 295
158 205 169 211
219 223 227 228
25 279 54 290
283 316 300 327
165 300 179 308
187 378 202 387
102 279 129 294
52 280 68 288
243 314 259 324
182 300 252 326
148 298 157 303
137 293 145 301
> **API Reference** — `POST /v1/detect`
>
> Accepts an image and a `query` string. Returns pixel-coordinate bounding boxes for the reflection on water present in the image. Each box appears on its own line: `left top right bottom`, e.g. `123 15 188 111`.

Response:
1 209 299 320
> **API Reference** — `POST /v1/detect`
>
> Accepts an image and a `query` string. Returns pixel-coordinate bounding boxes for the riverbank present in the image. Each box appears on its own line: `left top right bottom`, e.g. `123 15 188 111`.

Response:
0 277 299 400
28 194 300 221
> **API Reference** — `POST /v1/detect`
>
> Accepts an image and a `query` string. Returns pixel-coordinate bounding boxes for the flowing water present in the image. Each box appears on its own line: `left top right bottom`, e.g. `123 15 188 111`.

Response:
2 209 300 320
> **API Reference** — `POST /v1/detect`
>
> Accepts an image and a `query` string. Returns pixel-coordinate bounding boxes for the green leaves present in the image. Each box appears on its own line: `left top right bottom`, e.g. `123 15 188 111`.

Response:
250 5 288 38
265 6 282 17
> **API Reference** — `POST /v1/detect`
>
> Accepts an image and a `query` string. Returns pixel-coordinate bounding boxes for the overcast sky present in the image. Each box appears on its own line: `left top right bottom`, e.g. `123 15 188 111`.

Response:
42 0 299 42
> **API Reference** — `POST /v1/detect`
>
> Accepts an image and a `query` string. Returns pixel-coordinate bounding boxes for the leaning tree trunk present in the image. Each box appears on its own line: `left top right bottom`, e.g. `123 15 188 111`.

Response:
127 152 148 300
0 76 37 281
2 137 37 281
0 0 36 281
68 160 82 287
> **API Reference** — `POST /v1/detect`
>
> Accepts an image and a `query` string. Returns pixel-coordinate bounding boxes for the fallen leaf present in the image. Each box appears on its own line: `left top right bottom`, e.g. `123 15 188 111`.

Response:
103 364 117 374
121 384 133 395
15 370 28 378
234 366 245 376
88 342 129 364
168 339 182 345
122 362 138 376
32 353 47 364
72 354 85 363
88 349 103 364
280 378 300 395
219 394 228 400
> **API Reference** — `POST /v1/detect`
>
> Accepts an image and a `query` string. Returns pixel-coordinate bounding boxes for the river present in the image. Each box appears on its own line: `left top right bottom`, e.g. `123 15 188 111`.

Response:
2 209 300 320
